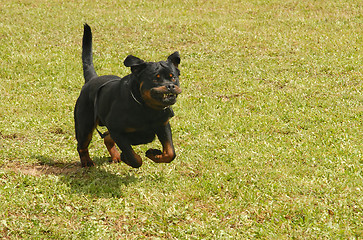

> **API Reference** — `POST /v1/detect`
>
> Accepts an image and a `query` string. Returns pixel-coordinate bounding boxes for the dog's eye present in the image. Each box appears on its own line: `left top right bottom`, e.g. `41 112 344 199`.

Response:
169 73 176 82
154 74 161 83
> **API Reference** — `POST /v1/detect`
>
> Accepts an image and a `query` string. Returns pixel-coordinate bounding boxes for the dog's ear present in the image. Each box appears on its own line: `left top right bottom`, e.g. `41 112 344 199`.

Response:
124 55 146 73
167 51 180 68
124 55 144 67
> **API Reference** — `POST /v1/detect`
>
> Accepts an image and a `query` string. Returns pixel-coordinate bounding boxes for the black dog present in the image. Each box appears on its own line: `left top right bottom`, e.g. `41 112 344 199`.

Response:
74 24 181 168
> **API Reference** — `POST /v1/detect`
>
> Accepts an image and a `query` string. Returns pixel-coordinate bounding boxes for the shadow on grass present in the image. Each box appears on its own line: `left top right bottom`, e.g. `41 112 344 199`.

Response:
26 155 139 198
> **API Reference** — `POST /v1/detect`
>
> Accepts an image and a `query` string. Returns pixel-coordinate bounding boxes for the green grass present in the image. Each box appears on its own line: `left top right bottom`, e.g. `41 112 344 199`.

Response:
0 0 362 238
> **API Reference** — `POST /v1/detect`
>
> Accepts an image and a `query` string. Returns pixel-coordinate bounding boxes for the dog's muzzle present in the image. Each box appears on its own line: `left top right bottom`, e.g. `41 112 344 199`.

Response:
151 84 182 106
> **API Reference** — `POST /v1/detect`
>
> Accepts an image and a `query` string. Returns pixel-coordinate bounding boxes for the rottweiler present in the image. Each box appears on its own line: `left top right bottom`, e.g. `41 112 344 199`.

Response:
74 24 181 168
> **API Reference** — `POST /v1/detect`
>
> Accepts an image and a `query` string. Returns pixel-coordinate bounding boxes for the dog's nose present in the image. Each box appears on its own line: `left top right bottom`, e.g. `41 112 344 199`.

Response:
166 84 175 91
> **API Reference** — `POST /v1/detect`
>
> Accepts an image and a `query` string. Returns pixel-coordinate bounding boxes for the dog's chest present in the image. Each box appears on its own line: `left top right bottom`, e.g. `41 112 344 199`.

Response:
118 108 173 145
105 105 173 133
124 107 172 131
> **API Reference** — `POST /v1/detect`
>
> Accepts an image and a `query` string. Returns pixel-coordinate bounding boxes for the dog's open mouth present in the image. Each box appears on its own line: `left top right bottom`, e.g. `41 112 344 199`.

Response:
162 93 177 101
150 86 181 106
155 92 178 105
141 85 181 110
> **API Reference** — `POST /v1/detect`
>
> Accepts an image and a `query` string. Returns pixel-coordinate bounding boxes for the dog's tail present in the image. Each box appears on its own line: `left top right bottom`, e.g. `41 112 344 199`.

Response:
82 24 98 83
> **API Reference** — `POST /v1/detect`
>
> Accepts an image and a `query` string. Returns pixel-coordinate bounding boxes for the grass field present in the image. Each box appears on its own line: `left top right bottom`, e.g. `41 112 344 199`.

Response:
0 0 362 238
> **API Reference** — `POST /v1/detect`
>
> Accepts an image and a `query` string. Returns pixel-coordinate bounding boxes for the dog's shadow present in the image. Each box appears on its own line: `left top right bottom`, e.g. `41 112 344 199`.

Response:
33 155 138 198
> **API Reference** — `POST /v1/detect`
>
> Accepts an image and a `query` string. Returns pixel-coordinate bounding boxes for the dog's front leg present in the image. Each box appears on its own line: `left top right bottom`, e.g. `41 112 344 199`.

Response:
111 134 143 168
146 123 176 163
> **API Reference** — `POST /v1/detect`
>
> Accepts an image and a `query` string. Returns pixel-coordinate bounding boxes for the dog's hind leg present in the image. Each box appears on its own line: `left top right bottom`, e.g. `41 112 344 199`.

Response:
74 100 96 167
102 131 121 163
75 127 96 167
76 131 95 167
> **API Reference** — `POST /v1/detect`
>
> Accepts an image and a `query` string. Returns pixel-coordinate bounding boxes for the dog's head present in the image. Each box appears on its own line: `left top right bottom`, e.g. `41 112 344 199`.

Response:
124 52 182 110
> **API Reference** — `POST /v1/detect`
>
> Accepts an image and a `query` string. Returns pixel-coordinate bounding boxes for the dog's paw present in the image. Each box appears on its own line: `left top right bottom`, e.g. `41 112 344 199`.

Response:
109 157 121 164
146 149 163 161
81 160 95 168
80 153 95 168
